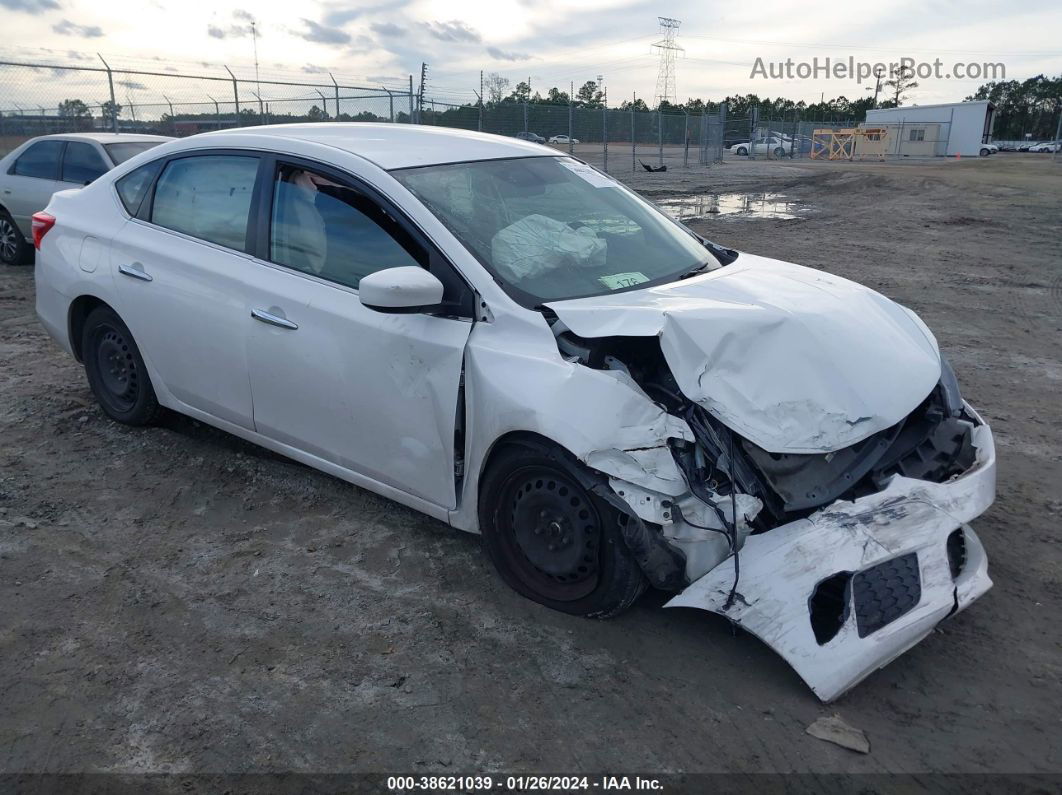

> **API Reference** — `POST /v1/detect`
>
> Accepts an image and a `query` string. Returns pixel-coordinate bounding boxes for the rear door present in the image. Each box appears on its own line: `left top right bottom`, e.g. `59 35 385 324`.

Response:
59 141 110 187
2 139 64 236
242 157 474 508
109 151 262 429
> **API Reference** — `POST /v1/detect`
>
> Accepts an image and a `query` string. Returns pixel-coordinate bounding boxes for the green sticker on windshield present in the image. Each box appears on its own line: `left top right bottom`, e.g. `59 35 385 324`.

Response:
599 272 649 290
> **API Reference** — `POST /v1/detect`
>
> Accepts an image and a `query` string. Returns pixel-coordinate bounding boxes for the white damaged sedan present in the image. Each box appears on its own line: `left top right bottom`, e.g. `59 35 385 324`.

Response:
33 124 995 701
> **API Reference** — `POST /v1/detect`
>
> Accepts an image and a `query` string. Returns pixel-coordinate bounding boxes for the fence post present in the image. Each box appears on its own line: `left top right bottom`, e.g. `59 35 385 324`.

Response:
683 111 689 167
631 101 635 172
97 53 118 133
568 100 573 154
658 109 663 168
329 73 340 119
225 66 240 127
602 105 608 173
749 106 757 160
408 76 414 123
208 95 220 130
719 102 727 163
523 101 528 134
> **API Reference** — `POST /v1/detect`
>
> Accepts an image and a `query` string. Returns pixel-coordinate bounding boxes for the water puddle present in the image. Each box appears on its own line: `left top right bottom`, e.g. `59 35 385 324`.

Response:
655 192 805 221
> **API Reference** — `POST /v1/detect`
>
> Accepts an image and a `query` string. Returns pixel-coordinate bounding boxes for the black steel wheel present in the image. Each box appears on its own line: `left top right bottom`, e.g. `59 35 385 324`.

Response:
82 306 162 425
479 442 647 618
0 211 27 266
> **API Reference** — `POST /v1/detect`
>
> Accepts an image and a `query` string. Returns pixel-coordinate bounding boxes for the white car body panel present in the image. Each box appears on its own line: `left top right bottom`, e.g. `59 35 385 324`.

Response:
32 123 997 702
547 255 942 454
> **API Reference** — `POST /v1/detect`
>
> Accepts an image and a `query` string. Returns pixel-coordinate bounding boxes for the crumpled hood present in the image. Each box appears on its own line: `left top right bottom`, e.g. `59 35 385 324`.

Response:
546 254 942 454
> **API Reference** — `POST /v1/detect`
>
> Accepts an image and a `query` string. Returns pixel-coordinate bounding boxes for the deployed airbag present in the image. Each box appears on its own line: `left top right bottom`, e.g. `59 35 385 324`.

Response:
492 214 606 280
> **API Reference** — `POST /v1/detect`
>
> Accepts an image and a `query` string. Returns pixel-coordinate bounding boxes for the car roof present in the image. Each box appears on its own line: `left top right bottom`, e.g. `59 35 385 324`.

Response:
28 133 174 145
193 123 554 170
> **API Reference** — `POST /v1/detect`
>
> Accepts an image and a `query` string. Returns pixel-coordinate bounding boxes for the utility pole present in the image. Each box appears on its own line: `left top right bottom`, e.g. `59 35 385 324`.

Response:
417 62 428 123
871 67 884 108
251 19 263 119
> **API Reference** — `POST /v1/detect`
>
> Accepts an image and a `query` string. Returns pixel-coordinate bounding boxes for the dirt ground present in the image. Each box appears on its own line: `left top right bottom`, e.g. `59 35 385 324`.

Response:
1 153 1060 780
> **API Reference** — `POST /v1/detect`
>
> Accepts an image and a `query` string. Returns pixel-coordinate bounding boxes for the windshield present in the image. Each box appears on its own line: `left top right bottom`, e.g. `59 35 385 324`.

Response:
392 156 720 305
105 141 164 165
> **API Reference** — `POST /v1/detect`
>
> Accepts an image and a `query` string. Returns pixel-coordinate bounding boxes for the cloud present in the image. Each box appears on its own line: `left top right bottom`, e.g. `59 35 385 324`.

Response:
0 0 60 13
423 20 480 43
371 22 404 37
486 46 530 62
298 18 351 45
322 0 410 27
52 19 103 37
207 11 254 39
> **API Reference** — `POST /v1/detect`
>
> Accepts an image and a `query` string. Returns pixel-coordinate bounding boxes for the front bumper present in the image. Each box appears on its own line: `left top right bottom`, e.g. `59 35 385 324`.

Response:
665 408 996 702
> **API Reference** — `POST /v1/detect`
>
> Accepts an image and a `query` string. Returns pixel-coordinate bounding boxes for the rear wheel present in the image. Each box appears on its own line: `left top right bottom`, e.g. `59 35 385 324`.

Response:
736 146 748 156
774 146 786 158
479 442 647 619
81 306 162 426
979 147 990 157
0 210 27 266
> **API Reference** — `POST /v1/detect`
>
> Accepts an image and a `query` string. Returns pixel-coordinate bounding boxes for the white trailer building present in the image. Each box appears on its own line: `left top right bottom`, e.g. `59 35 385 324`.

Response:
864 100 996 157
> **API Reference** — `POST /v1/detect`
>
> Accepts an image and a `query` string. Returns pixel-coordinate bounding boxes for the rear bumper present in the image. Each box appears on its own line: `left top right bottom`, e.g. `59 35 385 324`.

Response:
666 407 996 702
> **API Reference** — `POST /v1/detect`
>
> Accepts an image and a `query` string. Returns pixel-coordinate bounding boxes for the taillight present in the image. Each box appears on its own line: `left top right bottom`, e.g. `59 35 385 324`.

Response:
31 212 55 250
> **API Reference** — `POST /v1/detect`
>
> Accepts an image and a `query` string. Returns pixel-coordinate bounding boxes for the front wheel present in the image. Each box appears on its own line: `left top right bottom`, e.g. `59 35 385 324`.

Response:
736 146 748 156
82 306 163 425
979 147 990 157
479 443 647 619
0 210 28 266
774 147 786 158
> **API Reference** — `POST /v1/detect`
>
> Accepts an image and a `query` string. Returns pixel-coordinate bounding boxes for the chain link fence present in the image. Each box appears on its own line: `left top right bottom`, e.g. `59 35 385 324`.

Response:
0 60 409 154
420 100 726 173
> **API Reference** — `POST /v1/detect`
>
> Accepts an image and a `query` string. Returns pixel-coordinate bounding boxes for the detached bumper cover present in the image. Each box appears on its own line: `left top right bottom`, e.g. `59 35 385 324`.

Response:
666 412 995 702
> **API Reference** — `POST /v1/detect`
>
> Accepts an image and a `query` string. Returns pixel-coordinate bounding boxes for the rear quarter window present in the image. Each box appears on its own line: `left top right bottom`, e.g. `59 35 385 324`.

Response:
115 159 163 216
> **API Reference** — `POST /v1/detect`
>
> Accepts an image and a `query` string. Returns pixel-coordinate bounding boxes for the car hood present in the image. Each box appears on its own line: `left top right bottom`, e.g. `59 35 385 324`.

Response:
545 254 942 454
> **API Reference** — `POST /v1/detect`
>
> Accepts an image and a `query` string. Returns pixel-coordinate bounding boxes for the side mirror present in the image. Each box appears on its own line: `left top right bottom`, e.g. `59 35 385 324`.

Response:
358 266 444 312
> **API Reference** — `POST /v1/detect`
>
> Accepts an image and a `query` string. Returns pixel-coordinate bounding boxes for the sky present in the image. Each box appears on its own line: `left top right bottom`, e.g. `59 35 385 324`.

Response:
2 0 1061 109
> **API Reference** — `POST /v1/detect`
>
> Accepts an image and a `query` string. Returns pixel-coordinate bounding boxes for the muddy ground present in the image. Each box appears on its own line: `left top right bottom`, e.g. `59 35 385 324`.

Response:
0 153 1059 779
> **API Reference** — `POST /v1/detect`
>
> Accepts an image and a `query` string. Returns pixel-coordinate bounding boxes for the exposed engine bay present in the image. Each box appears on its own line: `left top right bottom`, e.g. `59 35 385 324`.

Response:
553 327 977 535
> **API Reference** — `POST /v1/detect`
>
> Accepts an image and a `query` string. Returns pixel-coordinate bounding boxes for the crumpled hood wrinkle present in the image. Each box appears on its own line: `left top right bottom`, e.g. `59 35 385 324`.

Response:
546 254 942 454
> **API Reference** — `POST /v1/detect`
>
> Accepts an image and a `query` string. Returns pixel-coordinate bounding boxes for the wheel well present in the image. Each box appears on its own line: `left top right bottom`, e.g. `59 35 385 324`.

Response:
478 431 580 493
68 295 112 362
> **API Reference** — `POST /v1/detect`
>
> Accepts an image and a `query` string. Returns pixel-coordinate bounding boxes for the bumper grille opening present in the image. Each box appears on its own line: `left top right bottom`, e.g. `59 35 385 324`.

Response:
809 572 852 645
947 528 967 580
854 553 921 638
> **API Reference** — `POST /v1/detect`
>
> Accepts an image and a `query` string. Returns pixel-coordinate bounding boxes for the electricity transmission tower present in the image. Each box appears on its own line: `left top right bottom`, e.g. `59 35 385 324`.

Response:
651 17 682 107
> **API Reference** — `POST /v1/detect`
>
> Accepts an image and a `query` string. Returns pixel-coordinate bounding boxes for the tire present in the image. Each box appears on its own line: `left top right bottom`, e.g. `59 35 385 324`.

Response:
774 147 786 158
479 442 647 619
81 306 163 426
736 146 748 156
0 210 28 266
979 148 989 157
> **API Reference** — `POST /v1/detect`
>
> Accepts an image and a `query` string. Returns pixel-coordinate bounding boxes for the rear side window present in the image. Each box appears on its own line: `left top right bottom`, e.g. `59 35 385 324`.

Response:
151 155 259 251
269 163 424 289
12 140 64 180
115 160 163 216
62 142 109 184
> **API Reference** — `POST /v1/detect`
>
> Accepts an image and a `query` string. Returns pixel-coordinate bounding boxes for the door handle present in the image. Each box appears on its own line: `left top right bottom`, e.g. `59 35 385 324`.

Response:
251 308 298 330
118 263 152 282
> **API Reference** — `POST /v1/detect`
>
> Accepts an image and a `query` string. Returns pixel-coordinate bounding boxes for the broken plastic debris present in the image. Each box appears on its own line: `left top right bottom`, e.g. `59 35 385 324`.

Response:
805 714 870 753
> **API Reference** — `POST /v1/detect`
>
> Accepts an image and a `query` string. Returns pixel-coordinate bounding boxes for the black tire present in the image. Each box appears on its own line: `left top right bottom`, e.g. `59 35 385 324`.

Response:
479 442 647 619
81 306 163 426
979 148 989 157
774 147 786 158
736 146 748 156
0 210 28 266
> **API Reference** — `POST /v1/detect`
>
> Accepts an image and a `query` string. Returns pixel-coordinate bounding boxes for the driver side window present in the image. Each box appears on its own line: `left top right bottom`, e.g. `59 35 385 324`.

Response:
269 163 424 290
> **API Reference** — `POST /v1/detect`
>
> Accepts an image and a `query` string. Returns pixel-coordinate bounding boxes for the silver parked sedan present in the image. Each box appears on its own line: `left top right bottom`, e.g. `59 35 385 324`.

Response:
0 132 171 265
